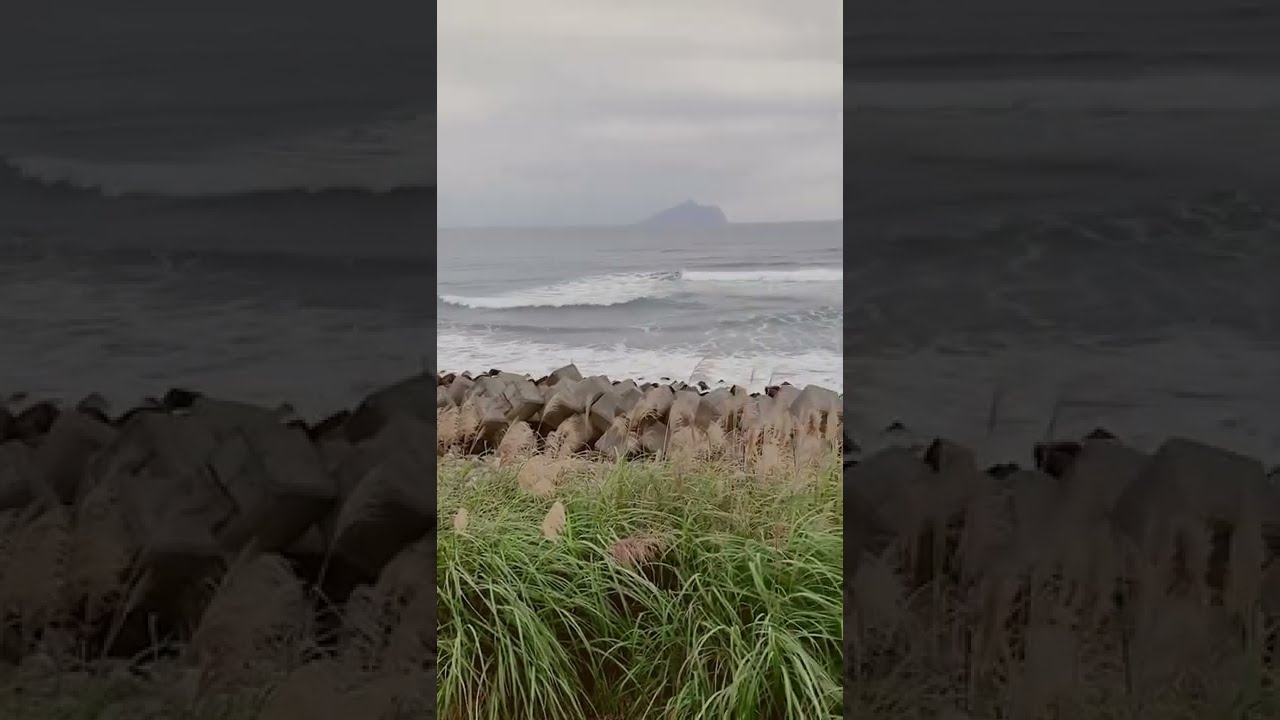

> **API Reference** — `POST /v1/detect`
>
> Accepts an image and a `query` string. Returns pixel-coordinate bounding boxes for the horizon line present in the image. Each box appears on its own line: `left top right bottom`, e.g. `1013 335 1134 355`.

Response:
437 217 844 231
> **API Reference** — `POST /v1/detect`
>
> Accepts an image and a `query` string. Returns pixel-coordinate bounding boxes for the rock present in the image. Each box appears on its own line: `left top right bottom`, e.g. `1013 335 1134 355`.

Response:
277 403 306 425
668 389 701 428
844 447 930 534
548 364 583 385
308 410 351 442
639 422 668 455
32 410 117 503
769 384 802 409
923 439 988 509
91 413 218 497
345 373 435 443
462 373 502 401
695 388 731 429
115 400 165 428
362 412 434 467
92 413 230 578
500 375 544 423
1006 469 1061 536
629 385 674 425
1059 439 1150 519
75 393 113 425
595 417 635 459
328 445 435 580
316 438 357 476
204 418 337 553
790 384 841 421
474 395 512 444
0 441 34 509
1034 441 1082 478
738 395 776 433
329 443 384 500
1113 438 1270 575
541 378 609 431
538 383 580 430
187 397 279 436
615 386 644 417
284 523 330 561
586 391 623 437
12 401 59 442
1084 427 1119 441
554 414 593 454
924 438 973 474
445 375 474 406
0 405 11 441
986 462 1021 480
843 429 860 466
160 388 202 410
847 483 896 560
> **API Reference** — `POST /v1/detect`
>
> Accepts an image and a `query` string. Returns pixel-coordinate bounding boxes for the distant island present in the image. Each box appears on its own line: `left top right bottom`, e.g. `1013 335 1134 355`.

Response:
637 200 728 227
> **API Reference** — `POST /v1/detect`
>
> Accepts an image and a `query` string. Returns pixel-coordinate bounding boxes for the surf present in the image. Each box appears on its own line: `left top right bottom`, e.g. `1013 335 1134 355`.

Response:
438 267 843 310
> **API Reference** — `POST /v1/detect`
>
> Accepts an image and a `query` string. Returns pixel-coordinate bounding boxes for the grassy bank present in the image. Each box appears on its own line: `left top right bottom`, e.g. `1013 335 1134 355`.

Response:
437 451 843 720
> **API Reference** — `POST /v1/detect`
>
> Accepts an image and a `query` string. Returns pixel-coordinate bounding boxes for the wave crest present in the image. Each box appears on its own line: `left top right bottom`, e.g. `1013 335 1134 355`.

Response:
438 267 842 310
4 112 432 198
439 272 677 309
682 267 843 283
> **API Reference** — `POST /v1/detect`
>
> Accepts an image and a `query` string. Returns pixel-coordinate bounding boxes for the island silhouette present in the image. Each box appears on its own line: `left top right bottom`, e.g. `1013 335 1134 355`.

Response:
637 200 728 227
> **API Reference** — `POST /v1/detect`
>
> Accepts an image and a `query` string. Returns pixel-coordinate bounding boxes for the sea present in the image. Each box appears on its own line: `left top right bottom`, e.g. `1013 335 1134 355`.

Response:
6 3 1280 465
0 2 432 420
437 222 843 391
849 0 1280 463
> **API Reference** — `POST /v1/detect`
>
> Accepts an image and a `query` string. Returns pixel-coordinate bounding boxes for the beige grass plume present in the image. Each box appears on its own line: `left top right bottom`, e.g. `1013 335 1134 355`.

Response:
190 552 310 688
496 420 536 466
436 405 460 455
541 501 567 540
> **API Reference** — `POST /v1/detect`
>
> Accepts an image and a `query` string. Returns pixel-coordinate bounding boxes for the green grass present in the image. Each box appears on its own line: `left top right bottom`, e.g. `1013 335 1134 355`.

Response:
436 454 844 720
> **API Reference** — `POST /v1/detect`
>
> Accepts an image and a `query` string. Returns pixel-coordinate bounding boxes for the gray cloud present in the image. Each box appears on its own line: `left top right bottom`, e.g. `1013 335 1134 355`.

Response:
438 0 842 227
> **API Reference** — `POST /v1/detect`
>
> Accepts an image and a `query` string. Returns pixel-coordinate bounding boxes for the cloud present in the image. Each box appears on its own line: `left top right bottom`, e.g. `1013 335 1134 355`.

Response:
437 0 841 226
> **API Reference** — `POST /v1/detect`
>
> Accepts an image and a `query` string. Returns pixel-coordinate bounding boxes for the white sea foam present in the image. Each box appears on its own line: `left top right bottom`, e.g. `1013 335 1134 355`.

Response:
438 267 842 309
681 267 843 283
439 272 677 309
437 329 843 392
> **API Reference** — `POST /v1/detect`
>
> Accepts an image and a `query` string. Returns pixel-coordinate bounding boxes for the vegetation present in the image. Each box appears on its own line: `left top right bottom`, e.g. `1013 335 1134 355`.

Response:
846 447 1280 720
0 487 432 720
437 446 844 720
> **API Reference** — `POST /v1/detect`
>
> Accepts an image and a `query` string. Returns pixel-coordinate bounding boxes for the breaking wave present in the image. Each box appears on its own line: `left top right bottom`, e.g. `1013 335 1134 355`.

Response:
437 267 843 310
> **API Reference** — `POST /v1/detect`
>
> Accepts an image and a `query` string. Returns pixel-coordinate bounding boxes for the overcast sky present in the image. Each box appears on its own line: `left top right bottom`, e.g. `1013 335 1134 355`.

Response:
438 0 842 227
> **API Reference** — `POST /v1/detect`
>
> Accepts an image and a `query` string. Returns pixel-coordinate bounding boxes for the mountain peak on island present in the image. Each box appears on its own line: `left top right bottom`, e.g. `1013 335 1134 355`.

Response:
637 200 728 227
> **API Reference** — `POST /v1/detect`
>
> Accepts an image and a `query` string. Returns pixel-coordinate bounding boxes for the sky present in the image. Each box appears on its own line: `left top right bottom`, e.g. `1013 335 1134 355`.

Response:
437 0 842 227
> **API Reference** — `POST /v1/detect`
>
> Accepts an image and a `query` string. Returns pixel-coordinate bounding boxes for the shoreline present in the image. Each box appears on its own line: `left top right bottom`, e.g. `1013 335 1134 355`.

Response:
5 365 1280 715
435 364 843 459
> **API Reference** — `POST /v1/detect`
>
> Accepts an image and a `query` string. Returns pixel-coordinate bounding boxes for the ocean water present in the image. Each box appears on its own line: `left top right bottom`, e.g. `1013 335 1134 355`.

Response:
849 0 1280 462
437 222 842 391
0 3 432 419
